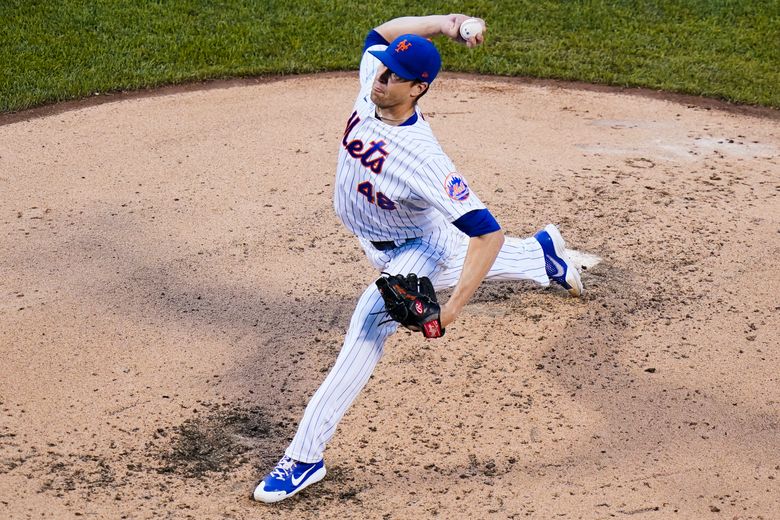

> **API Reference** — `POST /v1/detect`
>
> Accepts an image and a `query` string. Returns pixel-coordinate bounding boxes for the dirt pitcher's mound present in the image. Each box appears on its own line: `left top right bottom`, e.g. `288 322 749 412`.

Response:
1 74 778 519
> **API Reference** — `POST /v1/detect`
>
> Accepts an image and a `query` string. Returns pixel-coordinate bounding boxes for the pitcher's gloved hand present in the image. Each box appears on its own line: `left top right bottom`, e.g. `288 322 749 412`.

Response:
375 273 444 338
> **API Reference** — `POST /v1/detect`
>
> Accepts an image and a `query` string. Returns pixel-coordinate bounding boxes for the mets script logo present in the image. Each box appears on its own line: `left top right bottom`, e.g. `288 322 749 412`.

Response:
395 40 412 52
342 110 388 174
444 173 470 201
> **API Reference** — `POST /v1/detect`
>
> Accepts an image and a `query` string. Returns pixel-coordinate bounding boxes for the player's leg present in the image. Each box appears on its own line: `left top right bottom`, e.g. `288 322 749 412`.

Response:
254 242 441 503
433 224 583 296
284 243 441 461
253 283 395 503
434 235 547 288
285 284 397 464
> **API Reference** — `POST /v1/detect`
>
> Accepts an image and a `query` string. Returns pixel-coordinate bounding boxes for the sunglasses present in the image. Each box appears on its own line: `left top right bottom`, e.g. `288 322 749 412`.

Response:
378 68 414 84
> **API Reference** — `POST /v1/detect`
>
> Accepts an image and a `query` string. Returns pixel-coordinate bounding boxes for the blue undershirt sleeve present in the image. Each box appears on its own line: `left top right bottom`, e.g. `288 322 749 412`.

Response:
363 29 389 53
452 209 502 237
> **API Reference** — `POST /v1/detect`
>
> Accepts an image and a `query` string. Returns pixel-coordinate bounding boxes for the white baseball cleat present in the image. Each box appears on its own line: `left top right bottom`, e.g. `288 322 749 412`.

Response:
534 224 584 297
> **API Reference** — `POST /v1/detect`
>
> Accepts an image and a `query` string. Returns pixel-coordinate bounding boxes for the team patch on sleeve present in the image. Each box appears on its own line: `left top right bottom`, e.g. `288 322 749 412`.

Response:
444 173 470 201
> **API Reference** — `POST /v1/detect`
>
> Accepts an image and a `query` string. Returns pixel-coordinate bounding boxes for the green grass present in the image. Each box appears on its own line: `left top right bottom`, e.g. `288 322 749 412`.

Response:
1 0 778 112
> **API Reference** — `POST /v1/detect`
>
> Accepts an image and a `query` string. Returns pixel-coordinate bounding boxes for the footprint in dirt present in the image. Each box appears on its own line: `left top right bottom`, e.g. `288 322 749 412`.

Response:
150 404 280 479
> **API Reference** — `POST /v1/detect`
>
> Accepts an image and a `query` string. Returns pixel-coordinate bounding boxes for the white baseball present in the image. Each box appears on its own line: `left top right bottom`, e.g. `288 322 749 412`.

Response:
459 18 483 40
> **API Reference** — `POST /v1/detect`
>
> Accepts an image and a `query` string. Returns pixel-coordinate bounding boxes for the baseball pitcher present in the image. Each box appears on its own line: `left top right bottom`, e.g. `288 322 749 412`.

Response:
253 13 583 503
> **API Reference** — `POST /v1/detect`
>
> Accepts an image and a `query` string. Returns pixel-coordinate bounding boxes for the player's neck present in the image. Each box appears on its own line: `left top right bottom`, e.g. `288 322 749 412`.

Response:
375 105 415 126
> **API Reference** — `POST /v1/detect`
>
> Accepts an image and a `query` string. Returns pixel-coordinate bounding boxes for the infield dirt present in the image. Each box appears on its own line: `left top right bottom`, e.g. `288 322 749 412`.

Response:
1 73 778 519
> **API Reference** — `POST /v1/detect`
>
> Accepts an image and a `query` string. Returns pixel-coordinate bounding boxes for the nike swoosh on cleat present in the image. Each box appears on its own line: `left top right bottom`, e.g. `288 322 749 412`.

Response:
546 255 565 278
291 465 318 487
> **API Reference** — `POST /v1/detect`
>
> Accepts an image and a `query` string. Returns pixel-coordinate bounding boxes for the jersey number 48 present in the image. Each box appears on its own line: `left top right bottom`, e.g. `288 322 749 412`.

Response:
357 181 396 210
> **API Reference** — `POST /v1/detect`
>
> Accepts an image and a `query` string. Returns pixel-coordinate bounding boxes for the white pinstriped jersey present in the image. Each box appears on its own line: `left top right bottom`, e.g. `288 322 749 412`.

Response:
333 44 486 242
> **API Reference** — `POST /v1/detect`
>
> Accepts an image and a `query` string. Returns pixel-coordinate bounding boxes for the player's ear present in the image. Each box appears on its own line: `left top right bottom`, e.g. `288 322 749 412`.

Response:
411 81 429 98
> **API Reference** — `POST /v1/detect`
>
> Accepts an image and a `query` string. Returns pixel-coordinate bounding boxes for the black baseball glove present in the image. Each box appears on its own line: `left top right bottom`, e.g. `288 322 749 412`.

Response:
375 273 444 338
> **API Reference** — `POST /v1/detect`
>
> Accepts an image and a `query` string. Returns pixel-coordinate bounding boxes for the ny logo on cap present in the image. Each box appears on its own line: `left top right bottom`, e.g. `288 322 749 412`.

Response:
395 39 412 52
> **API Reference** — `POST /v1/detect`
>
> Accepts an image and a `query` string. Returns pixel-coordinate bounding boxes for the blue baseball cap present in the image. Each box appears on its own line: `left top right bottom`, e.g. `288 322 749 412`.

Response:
369 34 442 83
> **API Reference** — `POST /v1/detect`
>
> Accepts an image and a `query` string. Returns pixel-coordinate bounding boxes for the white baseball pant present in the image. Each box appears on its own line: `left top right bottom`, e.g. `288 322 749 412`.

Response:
285 229 549 463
